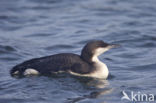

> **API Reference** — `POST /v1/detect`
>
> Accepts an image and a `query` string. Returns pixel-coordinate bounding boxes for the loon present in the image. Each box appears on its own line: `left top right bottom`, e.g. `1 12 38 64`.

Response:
10 40 119 79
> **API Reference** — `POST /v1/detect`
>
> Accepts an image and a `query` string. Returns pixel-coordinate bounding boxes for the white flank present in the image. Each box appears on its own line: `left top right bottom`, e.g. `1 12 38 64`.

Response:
24 68 39 76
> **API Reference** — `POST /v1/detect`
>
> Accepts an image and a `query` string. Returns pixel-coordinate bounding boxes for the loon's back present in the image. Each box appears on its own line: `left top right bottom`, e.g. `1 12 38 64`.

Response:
11 53 92 76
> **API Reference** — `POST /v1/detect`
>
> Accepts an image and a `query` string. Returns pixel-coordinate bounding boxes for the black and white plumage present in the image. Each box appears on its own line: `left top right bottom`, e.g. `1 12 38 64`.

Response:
10 40 119 79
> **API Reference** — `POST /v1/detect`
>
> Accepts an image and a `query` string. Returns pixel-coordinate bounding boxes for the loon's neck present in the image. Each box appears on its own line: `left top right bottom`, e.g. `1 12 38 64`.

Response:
92 55 100 63
80 48 109 79
91 56 109 79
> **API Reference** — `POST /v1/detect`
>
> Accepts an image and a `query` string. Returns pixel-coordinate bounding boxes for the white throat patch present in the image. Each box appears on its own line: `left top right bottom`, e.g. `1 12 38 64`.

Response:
90 47 110 79
94 47 110 57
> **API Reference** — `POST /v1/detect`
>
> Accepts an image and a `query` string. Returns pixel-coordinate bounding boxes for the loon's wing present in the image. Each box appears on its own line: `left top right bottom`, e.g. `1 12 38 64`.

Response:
70 62 92 74
11 53 85 76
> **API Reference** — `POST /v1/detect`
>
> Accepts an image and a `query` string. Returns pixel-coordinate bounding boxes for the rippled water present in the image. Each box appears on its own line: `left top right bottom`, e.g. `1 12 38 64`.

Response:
0 0 156 103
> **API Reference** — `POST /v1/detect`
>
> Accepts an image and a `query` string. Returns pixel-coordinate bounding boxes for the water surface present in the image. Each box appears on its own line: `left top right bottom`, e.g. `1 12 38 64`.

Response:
0 0 156 103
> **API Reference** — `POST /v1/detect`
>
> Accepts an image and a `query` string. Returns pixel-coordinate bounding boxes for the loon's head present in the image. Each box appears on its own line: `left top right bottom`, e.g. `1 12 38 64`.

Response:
81 40 119 63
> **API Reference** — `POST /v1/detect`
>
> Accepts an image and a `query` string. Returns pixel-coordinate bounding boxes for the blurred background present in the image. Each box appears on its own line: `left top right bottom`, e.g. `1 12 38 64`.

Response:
0 0 156 103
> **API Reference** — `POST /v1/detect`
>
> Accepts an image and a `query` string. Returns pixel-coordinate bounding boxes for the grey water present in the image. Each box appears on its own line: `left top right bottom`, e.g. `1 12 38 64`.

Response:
0 0 156 103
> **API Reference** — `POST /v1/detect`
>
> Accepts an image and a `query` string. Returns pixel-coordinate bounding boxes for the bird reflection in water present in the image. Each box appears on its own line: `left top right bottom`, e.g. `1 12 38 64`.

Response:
66 78 113 103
